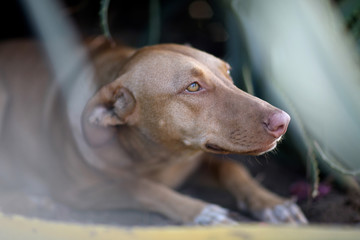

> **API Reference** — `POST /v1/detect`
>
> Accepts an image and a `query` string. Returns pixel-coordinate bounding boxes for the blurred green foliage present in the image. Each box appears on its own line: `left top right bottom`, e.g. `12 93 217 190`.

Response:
338 0 360 49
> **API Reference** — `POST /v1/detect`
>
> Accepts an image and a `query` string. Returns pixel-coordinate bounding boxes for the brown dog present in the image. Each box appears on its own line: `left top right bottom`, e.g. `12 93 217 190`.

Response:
0 38 307 225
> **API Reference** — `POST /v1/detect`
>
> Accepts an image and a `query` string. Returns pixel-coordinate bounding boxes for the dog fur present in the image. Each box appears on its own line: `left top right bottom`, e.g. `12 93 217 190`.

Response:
0 38 307 225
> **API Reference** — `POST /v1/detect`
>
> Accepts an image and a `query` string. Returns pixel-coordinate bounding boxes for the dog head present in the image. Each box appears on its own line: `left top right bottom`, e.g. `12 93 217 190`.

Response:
82 44 290 155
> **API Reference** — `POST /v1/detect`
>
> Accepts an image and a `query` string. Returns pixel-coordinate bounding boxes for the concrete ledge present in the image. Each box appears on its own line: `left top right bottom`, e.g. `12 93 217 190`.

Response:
0 212 359 240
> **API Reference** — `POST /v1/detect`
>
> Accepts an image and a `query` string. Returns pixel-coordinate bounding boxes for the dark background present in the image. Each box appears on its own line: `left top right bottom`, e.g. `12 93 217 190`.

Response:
0 0 250 89
0 1 234 57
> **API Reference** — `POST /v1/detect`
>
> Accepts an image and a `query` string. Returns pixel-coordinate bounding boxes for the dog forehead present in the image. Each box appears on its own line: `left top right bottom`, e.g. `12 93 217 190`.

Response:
122 45 232 95
130 53 198 91
127 51 190 83
136 44 226 69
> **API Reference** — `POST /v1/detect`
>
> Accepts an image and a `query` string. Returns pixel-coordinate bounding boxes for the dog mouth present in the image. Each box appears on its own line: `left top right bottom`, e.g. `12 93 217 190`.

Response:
205 143 230 154
205 138 280 155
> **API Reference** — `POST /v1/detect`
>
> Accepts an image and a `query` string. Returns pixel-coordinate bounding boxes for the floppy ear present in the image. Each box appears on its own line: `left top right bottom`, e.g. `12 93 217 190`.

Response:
82 86 136 147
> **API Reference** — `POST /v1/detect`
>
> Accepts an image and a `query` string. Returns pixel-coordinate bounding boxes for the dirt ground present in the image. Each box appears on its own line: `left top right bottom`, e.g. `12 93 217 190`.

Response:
0 153 359 227
242 156 360 225
181 154 360 226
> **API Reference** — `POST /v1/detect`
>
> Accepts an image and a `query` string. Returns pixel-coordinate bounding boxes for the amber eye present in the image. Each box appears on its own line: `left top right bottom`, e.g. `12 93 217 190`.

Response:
186 82 201 92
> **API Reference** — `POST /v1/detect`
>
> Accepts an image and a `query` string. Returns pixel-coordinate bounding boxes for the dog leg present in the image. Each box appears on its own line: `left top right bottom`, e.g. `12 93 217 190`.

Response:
61 177 236 225
202 156 308 224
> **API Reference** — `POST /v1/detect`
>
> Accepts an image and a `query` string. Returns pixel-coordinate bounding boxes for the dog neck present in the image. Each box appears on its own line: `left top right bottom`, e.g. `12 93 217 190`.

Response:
88 125 202 176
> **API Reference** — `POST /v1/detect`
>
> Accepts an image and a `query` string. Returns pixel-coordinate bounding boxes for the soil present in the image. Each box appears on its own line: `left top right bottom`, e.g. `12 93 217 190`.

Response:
181 154 360 226
0 153 359 227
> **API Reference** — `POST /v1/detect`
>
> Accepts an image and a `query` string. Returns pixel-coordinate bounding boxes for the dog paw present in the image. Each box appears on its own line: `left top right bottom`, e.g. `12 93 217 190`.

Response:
193 204 238 225
252 200 308 224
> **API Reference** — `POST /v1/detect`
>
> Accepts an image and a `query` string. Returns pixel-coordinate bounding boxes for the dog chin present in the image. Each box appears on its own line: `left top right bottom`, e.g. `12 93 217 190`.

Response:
253 142 278 155
246 136 282 155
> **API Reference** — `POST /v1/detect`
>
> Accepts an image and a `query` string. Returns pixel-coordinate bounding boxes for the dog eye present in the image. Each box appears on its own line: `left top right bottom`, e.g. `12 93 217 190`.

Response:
186 82 201 92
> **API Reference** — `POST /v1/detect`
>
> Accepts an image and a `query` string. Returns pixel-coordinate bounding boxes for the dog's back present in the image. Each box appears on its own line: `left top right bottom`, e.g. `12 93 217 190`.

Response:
0 39 140 205
0 40 103 198
0 40 56 192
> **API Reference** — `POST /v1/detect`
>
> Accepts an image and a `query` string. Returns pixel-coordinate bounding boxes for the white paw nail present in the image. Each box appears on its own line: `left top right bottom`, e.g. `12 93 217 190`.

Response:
253 202 308 224
193 204 237 225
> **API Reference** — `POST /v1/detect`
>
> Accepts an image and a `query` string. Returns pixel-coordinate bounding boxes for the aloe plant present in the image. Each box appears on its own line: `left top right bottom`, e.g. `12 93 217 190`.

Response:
224 0 360 193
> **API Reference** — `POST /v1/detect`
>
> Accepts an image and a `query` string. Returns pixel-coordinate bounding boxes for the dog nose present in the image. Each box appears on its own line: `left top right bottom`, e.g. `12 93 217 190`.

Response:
264 111 291 138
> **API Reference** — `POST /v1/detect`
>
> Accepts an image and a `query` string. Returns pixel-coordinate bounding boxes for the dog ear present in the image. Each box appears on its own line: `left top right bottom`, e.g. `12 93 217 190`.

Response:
82 86 136 147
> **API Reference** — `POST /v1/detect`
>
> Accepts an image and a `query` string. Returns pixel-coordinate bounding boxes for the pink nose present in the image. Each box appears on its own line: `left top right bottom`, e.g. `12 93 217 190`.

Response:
264 111 291 138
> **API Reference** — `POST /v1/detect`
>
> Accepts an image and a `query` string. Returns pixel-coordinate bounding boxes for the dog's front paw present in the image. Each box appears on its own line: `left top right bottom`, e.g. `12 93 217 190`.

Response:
252 200 308 224
193 204 238 225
